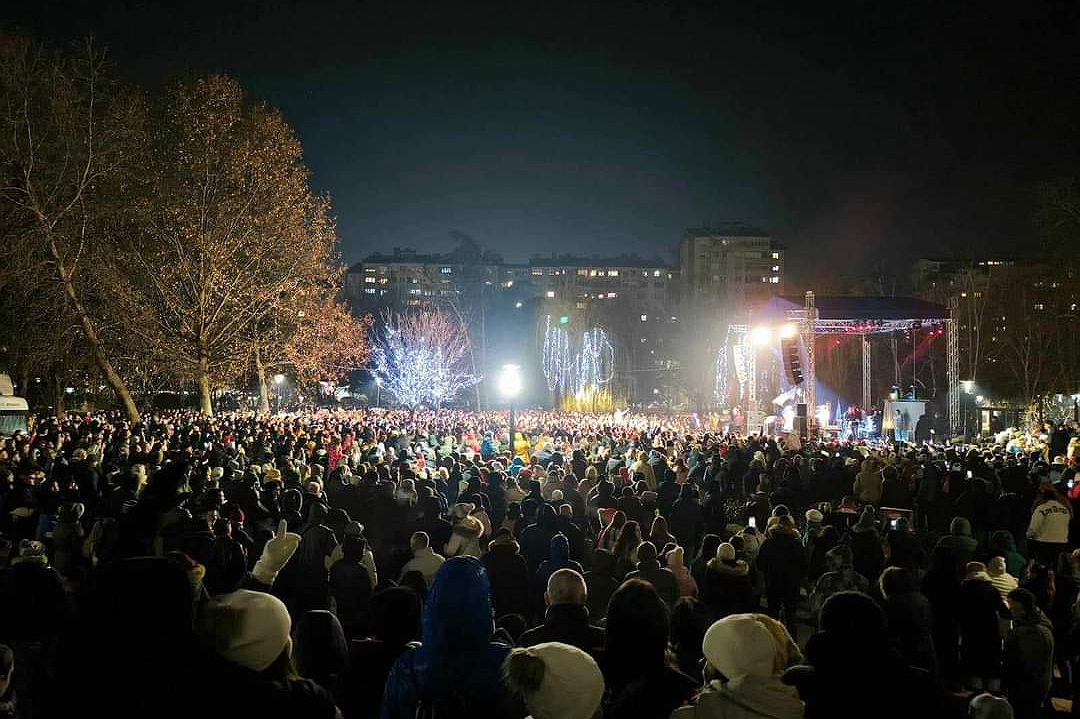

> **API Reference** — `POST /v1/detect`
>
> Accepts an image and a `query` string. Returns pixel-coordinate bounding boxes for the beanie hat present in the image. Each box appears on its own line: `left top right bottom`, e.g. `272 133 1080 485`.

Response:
969 693 1014 719
202 590 292 672
805 508 823 523
504 642 604 719
702 614 778 680
716 543 736 562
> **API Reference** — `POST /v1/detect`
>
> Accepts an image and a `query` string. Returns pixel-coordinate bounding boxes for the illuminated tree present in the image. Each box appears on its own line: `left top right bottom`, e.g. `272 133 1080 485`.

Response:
370 309 479 410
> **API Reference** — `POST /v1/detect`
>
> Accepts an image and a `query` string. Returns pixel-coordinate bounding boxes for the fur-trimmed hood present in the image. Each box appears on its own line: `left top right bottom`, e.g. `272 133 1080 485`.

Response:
706 557 750 577
453 514 483 539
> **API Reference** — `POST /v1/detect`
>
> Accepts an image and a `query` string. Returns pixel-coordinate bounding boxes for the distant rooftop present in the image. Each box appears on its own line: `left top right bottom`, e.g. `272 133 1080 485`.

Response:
527 253 673 269
684 223 770 238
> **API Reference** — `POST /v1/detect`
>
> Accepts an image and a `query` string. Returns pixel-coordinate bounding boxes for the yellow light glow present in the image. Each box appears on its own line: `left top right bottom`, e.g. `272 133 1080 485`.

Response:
778 323 798 339
749 326 772 345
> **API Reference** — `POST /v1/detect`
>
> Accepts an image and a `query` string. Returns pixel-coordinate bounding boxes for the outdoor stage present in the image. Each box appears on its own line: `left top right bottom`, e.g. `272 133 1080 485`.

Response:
718 292 957 437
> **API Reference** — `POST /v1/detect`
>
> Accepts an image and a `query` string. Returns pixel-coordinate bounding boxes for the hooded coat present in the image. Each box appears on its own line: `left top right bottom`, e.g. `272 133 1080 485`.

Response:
809 545 869 616
519 505 561 572
933 517 979 579
444 512 484 558
481 534 530 619
1003 606 1054 704
670 676 803 719
958 573 1006 678
667 546 699 598
702 557 756 619
380 557 520 719
853 460 883 504
988 531 1026 578
533 534 584 619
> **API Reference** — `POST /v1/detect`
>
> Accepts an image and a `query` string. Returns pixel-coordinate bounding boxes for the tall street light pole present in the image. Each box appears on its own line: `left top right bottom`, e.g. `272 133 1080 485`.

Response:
498 364 522 457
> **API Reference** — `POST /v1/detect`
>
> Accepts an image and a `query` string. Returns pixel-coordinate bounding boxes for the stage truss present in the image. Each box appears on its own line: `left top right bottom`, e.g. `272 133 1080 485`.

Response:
723 292 960 436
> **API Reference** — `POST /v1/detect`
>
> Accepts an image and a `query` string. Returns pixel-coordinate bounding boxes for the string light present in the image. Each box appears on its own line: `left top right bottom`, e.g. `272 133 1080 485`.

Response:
541 319 615 396
542 315 572 393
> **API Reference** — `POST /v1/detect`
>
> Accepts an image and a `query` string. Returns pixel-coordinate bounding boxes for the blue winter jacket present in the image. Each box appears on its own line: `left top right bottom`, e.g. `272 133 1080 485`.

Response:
380 557 519 719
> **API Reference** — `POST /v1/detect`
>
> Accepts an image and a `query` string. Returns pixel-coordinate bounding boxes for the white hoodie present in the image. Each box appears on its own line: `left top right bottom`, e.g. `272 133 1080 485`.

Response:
1027 499 1071 544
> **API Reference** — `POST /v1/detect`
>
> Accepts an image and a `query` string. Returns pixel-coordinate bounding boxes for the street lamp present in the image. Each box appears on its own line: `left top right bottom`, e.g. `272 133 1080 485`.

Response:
498 364 522 456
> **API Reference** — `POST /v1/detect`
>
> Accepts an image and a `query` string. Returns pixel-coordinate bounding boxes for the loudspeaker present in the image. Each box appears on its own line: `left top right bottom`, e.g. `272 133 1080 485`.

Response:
796 403 808 418
782 337 803 385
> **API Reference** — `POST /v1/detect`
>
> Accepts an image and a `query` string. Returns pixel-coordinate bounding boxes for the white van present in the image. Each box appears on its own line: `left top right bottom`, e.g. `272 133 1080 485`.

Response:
0 373 29 436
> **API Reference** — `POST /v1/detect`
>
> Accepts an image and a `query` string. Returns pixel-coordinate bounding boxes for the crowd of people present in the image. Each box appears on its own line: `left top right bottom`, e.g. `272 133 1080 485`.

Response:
0 406 1078 719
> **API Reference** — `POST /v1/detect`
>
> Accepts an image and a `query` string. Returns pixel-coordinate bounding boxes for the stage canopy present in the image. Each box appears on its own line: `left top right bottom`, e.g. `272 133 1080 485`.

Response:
749 295 950 334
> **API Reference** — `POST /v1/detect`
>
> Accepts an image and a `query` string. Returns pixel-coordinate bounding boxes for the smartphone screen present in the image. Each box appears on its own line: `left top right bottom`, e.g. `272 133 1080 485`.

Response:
747 516 757 529
966 470 972 479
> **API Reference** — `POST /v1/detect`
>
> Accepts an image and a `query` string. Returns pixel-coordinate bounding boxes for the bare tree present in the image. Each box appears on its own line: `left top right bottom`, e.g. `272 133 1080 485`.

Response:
0 34 143 420
115 76 338 415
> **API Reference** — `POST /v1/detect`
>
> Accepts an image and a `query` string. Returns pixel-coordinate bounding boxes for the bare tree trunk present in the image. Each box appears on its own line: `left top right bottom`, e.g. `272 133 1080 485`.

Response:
254 344 270 413
197 344 213 415
52 370 66 418
49 237 140 423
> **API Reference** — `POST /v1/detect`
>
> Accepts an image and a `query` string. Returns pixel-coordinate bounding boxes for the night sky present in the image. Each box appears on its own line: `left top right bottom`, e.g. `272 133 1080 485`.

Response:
8 1 1080 289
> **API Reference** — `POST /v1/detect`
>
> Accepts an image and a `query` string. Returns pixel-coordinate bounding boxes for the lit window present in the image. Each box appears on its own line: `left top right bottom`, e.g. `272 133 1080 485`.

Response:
607 292 617 298
589 269 599 277
577 269 588 276
670 316 678 322
771 252 780 260
761 277 769 283
771 265 780 272
531 268 543 276
408 288 421 295
1034 303 1045 311
576 302 586 309
770 276 780 284
653 270 662 277
364 276 376 283
364 287 376 295
608 270 619 277
364 268 376 274
440 267 452 274
545 290 555 298
640 314 648 322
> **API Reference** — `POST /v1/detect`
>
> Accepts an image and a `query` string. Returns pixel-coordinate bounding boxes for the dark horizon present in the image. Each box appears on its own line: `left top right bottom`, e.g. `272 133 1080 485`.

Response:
8 1 1079 290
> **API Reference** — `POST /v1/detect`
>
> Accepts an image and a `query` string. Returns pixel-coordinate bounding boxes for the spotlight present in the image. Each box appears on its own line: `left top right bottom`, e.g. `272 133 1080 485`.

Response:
749 326 772 345
778 323 798 339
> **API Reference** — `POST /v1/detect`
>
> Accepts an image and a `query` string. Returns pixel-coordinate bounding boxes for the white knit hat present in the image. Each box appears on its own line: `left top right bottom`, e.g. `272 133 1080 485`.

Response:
505 642 603 719
203 590 291 672
969 693 1014 719
702 614 778 680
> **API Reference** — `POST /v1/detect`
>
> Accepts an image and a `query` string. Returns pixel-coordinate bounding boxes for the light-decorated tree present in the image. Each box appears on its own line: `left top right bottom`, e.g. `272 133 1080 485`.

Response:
370 309 479 410
115 75 338 415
